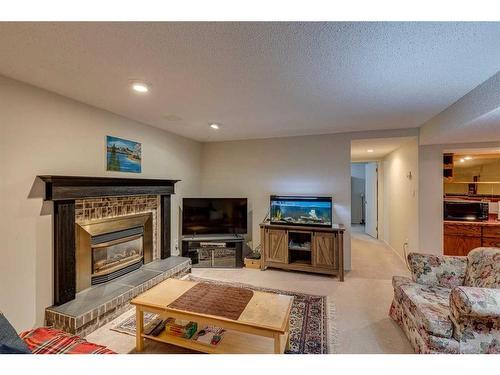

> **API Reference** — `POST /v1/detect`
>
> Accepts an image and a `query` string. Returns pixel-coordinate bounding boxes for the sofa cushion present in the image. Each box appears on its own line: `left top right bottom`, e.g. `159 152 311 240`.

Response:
0 343 31 354
398 282 454 338
0 312 31 354
19 328 115 354
465 247 500 289
408 253 467 288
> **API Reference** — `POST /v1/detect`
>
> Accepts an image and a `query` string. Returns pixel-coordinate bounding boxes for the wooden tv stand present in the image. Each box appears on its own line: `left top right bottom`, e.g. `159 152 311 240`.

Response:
259 222 345 281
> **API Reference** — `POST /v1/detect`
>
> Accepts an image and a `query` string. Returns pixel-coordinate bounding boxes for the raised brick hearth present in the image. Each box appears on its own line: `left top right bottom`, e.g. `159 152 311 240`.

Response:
46 257 191 336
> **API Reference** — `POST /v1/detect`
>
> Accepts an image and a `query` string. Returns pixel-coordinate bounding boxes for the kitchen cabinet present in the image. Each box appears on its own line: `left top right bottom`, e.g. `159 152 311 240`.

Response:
444 221 500 256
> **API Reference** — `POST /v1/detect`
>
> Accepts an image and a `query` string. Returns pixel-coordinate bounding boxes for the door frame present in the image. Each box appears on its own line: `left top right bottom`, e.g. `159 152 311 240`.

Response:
364 161 379 239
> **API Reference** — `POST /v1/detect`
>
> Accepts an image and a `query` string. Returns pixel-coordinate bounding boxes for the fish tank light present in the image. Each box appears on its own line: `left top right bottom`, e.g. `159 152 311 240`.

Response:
270 195 332 227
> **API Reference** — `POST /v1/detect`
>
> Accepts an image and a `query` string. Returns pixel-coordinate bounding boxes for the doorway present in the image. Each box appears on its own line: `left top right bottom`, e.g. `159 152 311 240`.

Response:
351 162 378 238
351 136 419 258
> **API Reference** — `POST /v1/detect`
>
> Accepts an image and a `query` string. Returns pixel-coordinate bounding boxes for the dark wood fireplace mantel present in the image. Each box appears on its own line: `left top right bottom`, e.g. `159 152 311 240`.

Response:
38 175 180 305
38 175 179 201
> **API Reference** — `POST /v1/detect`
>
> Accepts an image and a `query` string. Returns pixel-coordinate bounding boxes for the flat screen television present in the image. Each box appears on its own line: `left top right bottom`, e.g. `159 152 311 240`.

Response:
270 195 332 227
182 198 248 235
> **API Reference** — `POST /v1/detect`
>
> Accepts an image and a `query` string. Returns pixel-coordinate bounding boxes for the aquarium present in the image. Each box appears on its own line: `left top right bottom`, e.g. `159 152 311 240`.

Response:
270 196 332 227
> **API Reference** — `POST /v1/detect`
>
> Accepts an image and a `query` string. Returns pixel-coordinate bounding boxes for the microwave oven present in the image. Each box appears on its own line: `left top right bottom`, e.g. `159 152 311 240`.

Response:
443 201 489 221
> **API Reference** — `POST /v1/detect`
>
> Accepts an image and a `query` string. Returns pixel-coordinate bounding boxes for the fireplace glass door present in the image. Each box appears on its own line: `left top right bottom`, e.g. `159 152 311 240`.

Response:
91 229 144 284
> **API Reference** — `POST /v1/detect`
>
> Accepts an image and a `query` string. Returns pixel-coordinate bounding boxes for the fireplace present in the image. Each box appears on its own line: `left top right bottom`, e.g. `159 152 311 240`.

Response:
38 175 179 305
76 212 153 292
91 226 144 284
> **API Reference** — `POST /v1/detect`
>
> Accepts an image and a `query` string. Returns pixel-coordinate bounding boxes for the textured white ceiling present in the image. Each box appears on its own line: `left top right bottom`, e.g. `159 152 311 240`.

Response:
0 22 499 142
444 147 500 155
351 137 416 161
453 107 500 143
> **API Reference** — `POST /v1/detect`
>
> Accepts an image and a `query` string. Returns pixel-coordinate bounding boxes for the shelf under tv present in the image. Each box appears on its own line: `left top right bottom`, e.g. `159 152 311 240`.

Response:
181 234 244 242
288 246 311 251
289 259 312 265
181 236 245 268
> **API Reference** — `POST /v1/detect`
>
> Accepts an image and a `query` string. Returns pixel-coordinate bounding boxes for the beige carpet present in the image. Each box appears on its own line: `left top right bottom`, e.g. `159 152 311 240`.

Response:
86 231 413 354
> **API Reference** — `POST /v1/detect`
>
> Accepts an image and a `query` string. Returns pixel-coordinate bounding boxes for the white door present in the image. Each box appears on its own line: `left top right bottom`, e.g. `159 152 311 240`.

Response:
364 162 378 238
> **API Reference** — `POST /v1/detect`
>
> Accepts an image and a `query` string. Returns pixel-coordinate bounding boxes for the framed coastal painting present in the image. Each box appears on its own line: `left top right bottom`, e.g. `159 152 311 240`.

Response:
106 135 142 173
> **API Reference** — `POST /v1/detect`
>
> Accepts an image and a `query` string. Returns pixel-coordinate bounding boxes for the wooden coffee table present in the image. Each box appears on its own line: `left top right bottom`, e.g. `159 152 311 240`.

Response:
130 278 293 354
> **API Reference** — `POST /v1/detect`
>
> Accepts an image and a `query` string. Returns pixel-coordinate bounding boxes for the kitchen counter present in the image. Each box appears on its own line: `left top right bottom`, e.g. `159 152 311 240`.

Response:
444 214 500 226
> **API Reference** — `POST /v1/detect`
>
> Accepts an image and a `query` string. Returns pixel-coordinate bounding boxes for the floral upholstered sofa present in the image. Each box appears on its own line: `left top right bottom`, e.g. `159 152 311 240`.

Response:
389 247 500 354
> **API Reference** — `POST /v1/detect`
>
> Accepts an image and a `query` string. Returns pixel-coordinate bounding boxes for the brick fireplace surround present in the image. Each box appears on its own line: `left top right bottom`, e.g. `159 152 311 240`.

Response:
38 176 191 336
75 195 160 259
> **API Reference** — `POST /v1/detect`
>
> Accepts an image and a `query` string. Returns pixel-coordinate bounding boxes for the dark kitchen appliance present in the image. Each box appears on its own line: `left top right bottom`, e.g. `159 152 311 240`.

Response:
444 200 489 221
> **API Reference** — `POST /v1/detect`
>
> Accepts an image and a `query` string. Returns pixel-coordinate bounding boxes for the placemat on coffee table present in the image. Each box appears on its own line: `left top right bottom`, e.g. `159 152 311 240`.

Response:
167 282 254 320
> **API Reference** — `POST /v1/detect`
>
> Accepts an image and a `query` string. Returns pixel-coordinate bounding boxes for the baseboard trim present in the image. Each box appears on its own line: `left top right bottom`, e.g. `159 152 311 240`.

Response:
381 239 407 268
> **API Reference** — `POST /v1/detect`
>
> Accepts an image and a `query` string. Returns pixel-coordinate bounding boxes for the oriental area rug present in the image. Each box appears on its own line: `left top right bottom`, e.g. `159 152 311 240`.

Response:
112 276 337 354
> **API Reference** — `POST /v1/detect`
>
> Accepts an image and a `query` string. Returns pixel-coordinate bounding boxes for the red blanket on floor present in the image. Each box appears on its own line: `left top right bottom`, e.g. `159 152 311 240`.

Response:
19 328 115 354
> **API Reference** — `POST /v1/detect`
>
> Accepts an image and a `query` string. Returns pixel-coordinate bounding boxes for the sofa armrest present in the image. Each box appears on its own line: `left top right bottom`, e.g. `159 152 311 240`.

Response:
450 286 500 320
392 275 413 289
449 287 500 353
407 252 467 288
0 312 31 353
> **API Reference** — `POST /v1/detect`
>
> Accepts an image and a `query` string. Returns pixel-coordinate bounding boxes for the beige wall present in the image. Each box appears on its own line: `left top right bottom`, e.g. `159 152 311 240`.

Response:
200 129 419 273
380 139 419 260
200 134 353 270
445 156 500 195
0 76 202 331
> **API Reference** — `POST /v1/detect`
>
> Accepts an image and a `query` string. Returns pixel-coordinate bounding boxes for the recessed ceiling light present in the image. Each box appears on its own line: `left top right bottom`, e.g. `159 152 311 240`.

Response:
367 149 374 153
464 156 472 160
131 82 150 93
460 158 465 163
210 123 220 130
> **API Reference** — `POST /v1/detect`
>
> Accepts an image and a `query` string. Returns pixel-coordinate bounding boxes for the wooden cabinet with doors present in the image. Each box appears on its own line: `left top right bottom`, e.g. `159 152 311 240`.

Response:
265 228 288 263
444 222 500 256
444 222 481 256
312 232 337 269
482 226 500 248
260 223 345 281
